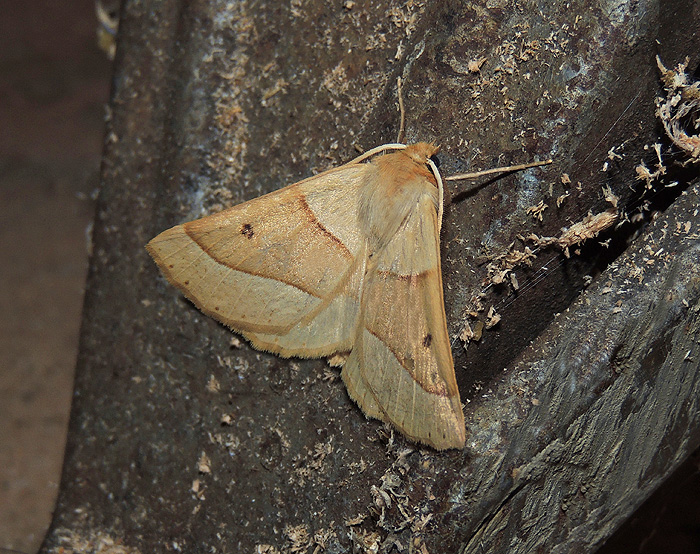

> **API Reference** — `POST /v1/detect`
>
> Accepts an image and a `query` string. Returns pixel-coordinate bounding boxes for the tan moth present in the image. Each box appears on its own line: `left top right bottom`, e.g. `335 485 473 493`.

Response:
147 142 548 450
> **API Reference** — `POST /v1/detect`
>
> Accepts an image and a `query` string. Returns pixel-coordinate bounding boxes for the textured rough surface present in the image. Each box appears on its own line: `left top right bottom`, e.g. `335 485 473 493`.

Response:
41 1 700 553
458 182 700 552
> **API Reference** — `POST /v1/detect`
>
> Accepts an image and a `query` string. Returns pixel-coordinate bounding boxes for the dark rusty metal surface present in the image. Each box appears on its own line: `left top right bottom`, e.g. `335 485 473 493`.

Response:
40 0 700 552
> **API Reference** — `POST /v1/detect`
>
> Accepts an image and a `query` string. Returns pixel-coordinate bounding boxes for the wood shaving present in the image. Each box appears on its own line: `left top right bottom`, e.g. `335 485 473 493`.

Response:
526 200 548 221
468 57 487 73
526 208 619 257
556 191 570 207
284 524 311 553
656 56 700 161
206 375 220 392
485 306 501 329
197 451 212 474
601 185 619 208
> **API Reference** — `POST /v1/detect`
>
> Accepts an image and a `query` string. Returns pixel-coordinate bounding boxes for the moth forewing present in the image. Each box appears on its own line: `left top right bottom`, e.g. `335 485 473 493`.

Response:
147 164 368 338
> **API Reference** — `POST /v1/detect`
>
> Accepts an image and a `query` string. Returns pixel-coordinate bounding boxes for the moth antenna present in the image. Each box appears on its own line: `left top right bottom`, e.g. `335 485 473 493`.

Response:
396 77 406 144
445 159 552 181
349 143 407 164
350 76 407 165
427 158 444 232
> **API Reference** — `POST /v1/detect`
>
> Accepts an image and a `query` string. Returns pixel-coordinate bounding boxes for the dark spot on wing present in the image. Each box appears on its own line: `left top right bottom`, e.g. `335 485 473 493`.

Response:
422 334 432 348
241 223 254 239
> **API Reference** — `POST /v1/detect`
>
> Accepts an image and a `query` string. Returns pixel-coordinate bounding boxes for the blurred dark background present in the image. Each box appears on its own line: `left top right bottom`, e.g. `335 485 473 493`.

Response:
0 2 697 553
0 1 108 552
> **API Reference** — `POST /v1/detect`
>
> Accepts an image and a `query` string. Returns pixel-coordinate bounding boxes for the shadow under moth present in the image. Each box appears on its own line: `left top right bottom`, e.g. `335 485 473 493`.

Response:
147 142 548 450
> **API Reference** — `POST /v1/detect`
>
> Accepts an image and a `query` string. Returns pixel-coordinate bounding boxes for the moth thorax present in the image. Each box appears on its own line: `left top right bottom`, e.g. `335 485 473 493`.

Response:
360 162 438 248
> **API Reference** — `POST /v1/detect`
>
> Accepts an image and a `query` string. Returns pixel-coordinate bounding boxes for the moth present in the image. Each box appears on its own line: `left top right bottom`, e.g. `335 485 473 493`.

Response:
147 142 464 449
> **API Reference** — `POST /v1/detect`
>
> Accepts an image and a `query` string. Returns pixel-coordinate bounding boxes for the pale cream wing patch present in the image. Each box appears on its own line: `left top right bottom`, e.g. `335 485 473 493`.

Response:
245 246 367 357
341 194 465 450
146 164 369 356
